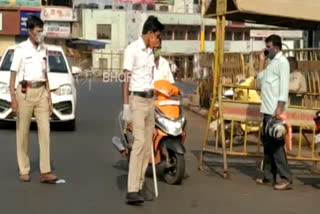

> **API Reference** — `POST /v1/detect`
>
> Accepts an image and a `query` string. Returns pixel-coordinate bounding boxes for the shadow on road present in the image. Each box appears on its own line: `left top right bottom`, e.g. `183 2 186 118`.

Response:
113 160 129 172
193 149 320 189
116 174 128 191
113 160 128 191
0 121 16 129
296 177 320 189
0 121 75 132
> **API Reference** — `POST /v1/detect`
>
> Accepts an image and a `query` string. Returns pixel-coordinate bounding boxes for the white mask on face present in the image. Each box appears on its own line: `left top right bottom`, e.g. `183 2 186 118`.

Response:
35 33 45 44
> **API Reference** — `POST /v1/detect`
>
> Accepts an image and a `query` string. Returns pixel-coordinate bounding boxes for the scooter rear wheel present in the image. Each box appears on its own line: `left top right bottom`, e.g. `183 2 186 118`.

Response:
163 150 185 185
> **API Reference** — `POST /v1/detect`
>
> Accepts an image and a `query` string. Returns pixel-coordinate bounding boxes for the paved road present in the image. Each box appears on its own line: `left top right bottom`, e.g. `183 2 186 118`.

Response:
0 80 319 214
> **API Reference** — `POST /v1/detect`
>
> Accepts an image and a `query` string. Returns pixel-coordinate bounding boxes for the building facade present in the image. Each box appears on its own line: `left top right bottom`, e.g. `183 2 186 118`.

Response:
77 8 304 73
0 0 76 58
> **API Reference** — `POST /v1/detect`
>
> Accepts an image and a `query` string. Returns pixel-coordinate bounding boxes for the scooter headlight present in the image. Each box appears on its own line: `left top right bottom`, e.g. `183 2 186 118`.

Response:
156 115 185 136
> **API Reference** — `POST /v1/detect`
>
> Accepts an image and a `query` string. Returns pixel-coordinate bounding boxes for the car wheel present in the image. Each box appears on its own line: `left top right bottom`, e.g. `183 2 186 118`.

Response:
0 120 15 129
64 119 76 131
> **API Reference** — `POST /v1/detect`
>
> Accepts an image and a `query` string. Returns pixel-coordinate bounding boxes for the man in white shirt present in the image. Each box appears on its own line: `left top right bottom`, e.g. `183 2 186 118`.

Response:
9 16 58 183
256 34 292 190
122 16 164 205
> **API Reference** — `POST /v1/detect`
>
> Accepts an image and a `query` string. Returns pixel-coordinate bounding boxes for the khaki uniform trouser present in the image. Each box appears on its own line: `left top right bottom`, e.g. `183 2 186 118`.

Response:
16 85 51 175
128 95 155 193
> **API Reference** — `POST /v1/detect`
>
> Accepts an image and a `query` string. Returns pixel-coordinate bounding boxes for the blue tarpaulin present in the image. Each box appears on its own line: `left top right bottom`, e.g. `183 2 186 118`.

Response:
66 39 106 50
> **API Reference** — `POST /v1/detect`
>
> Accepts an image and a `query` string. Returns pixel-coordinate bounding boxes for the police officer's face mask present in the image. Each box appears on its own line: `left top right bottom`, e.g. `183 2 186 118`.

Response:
154 48 161 58
35 33 45 44
29 27 44 44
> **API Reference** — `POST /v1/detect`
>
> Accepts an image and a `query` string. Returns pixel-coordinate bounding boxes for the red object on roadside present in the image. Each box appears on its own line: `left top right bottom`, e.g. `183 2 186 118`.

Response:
278 113 292 151
314 111 320 131
314 118 320 131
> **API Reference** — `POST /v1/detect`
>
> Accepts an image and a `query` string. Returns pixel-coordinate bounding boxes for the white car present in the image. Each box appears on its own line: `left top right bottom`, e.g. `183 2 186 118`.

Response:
0 44 80 130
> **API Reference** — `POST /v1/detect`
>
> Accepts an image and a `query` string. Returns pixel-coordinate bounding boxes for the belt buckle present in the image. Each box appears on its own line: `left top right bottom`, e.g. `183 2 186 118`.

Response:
31 82 37 88
146 90 153 98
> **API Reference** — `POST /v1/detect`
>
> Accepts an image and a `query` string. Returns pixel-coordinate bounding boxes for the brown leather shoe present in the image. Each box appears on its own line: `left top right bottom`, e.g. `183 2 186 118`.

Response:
19 174 31 182
40 173 58 184
274 181 292 190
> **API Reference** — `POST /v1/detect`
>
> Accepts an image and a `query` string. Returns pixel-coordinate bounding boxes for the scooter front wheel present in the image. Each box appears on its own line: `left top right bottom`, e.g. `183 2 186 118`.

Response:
163 150 185 185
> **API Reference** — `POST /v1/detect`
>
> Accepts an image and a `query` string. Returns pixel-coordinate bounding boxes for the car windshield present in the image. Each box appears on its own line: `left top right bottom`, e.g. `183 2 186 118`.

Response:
48 51 68 73
0 49 14 71
0 49 68 73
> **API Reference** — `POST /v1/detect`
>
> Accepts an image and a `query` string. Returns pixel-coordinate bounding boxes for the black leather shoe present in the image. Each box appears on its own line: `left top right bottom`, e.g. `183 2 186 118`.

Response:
139 189 155 201
126 192 144 205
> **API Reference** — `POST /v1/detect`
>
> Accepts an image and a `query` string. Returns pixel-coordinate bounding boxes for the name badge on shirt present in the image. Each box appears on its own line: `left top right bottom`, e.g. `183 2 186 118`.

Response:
25 56 33 63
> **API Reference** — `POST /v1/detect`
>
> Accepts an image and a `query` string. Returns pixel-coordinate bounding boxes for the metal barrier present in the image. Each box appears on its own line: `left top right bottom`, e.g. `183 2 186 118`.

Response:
212 84 320 159
221 53 246 84
197 53 246 108
162 54 194 80
199 48 320 177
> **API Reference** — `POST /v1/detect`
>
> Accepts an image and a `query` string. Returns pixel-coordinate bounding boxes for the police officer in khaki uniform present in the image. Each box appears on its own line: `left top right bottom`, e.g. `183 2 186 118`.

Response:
9 16 58 183
122 16 164 205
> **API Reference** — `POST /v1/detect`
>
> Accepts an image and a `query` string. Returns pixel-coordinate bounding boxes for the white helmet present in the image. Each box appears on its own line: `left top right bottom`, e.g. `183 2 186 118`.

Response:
265 117 287 141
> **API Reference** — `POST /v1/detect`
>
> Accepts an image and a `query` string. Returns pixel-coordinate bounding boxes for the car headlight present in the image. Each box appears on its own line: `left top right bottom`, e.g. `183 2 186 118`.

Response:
0 82 9 95
54 84 72 96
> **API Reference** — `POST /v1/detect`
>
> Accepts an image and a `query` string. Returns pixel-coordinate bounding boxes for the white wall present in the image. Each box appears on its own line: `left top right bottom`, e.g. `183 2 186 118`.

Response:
125 11 148 45
162 40 268 54
82 9 127 49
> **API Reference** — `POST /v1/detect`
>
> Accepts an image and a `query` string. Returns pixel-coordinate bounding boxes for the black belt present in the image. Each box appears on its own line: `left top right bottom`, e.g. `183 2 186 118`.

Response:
131 90 154 98
20 81 46 88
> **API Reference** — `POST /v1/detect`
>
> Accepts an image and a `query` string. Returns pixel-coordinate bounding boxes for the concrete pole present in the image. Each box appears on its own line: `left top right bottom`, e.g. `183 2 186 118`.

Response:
184 56 188 80
200 0 206 52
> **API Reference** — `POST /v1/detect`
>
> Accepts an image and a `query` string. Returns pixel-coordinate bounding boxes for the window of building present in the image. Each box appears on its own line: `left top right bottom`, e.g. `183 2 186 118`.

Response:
294 39 301 49
187 26 199 40
225 30 232 40
212 31 216 41
234 31 243 40
245 31 250 40
97 24 112 40
163 25 173 40
42 0 72 7
205 26 214 41
146 4 155 11
175 26 186 40
159 5 169 11
132 4 142 10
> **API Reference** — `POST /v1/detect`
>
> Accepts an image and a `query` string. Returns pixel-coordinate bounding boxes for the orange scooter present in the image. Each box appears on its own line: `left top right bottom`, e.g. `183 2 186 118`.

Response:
113 80 187 185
